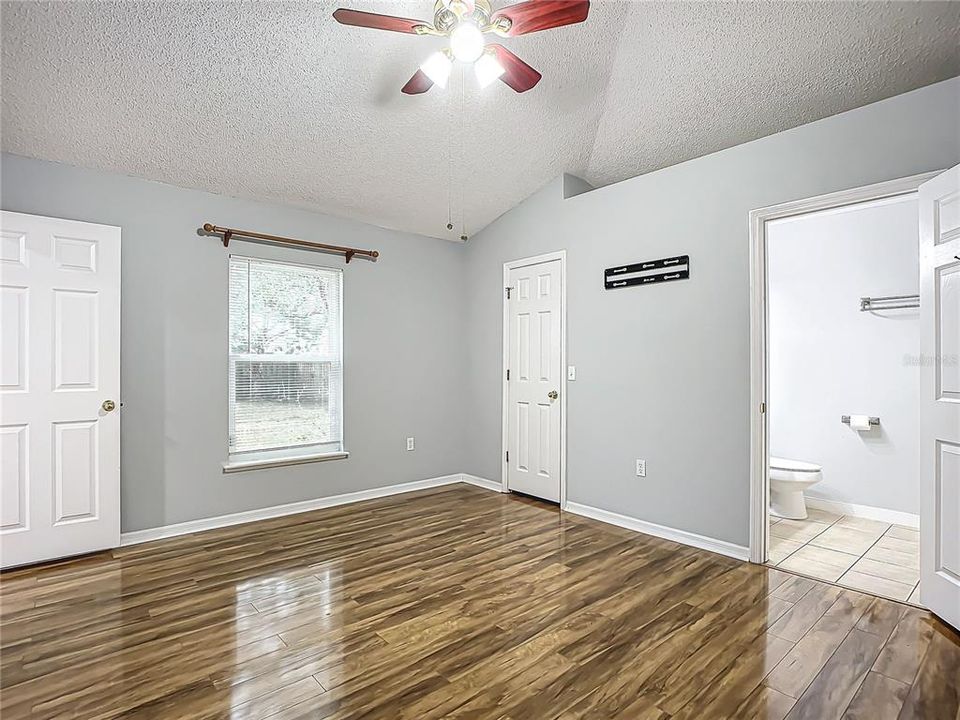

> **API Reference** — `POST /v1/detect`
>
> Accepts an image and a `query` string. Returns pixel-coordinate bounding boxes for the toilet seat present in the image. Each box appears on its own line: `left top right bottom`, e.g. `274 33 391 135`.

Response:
770 456 821 473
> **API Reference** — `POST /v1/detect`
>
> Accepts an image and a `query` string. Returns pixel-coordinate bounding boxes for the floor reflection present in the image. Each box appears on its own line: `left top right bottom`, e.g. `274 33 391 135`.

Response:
1 485 958 719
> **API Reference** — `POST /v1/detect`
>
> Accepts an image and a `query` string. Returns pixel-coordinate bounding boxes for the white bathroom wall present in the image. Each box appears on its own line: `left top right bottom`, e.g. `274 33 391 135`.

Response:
768 194 920 515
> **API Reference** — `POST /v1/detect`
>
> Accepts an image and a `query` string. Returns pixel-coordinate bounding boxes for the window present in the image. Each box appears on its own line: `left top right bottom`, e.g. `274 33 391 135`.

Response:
227 256 343 468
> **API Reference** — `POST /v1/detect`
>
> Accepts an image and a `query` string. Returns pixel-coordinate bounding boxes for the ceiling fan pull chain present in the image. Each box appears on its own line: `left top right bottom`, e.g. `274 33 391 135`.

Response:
446 68 455 232
460 64 468 242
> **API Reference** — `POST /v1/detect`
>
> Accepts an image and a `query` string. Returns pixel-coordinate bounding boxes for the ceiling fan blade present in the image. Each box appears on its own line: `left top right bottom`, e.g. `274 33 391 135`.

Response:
491 0 589 36
401 69 434 95
488 45 541 92
333 8 428 34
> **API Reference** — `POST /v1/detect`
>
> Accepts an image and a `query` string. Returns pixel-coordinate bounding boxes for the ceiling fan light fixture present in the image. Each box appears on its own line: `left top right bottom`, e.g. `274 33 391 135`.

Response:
450 22 484 62
474 51 505 88
420 51 452 88
332 0 592 95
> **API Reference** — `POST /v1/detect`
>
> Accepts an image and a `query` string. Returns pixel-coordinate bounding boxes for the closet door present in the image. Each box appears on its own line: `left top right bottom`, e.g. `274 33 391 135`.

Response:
506 256 563 503
1 211 121 568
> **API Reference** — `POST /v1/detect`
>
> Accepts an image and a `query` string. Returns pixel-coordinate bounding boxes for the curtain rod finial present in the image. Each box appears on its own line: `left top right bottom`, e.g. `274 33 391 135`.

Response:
202 223 214 232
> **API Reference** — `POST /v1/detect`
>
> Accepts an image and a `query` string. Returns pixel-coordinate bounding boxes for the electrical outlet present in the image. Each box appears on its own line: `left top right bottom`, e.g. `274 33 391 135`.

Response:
636 459 646 477
406 437 415 451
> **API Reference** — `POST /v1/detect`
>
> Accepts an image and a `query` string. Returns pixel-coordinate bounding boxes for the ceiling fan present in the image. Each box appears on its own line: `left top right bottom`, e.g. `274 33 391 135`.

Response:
333 0 590 94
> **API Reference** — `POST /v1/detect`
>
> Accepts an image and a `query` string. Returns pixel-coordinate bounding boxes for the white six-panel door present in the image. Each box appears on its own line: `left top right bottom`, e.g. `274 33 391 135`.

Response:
0 211 120 568
918 166 960 631
506 257 562 503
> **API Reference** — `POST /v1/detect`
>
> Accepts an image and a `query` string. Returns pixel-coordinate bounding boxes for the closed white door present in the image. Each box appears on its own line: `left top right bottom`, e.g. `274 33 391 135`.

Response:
918 166 960 631
0 211 120 569
506 257 562 503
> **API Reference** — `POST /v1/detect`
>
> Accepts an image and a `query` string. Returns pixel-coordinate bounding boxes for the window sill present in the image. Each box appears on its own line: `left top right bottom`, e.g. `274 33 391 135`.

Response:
222 450 349 474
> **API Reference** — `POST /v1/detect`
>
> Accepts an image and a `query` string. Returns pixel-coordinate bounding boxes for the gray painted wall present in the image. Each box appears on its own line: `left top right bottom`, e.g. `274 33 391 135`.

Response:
4 77 957 542
1 154 467 532
464 77 960 547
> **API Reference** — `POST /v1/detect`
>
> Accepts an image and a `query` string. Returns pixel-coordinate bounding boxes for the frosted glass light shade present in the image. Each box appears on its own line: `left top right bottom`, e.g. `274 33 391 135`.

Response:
475 52 505 88
420 51 452 88
450 23 484 62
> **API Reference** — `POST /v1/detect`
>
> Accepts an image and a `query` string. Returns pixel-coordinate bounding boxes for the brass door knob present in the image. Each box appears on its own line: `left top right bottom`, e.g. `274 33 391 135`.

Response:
102 400 117 412
548 390 558 400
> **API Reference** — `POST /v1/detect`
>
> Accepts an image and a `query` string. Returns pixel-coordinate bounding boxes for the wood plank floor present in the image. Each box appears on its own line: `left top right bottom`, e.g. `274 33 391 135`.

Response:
2 484 958 719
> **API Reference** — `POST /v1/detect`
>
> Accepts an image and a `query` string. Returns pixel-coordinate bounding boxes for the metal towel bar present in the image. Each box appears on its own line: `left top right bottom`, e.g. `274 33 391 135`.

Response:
860 294 919 312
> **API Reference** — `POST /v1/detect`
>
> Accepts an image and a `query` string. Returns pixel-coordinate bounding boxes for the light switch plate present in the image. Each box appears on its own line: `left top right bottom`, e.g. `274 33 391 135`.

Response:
567 365 576 381
636 459 646 477
406 437 415 451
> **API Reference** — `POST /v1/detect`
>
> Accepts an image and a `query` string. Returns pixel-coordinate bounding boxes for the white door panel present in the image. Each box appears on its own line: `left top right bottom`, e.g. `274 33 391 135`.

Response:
0 285 27 392
0 211 120 568
919 166 960 630
507 258 562 503
937 263 960 401
0 424 27 531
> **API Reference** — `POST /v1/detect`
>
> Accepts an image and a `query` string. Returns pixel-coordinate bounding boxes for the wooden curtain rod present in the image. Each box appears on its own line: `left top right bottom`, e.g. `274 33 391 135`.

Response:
201 223 379 263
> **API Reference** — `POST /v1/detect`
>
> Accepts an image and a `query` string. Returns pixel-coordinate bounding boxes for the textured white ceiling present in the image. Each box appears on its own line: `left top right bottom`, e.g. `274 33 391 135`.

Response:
2 1 958 240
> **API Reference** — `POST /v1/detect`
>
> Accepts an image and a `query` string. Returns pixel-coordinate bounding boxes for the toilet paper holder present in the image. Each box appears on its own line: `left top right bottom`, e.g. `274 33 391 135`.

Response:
841 415 880 427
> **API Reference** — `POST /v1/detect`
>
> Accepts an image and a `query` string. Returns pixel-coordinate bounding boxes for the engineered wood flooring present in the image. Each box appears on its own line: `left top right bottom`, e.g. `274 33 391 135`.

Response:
1 484 958 719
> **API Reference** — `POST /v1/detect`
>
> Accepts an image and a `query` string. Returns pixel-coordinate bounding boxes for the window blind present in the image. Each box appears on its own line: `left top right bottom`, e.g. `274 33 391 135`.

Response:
228 257 342 457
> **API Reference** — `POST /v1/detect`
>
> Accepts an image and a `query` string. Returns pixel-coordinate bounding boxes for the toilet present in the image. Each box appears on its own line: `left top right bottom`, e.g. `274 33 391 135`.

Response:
769 456 823 520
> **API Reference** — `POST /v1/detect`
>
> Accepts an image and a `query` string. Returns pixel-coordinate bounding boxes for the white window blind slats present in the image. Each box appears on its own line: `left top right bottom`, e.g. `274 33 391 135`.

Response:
228 257 343 456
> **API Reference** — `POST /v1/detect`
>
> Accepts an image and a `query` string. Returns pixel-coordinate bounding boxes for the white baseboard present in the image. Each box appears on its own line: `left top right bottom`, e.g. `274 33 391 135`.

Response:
460 474 505 493
121 473 497 546
806 497 919 529
121 476 753 563
564 502 750 562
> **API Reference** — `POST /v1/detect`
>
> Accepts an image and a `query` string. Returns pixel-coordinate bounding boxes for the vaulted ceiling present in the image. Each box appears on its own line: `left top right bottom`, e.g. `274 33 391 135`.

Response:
2 1 958 240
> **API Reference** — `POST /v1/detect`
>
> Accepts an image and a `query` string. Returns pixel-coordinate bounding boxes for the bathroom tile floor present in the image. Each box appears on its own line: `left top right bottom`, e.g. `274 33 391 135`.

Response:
768 508 921 604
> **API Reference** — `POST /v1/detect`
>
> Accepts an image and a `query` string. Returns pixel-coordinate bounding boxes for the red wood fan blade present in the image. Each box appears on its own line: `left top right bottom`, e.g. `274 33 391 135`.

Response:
491 0 589 36
401 69 434 95
333 8 427 34
488 44 541 92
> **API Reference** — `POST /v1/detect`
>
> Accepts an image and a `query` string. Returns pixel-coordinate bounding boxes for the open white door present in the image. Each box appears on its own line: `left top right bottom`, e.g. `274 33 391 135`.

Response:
0 211 121 568
918 166 960 630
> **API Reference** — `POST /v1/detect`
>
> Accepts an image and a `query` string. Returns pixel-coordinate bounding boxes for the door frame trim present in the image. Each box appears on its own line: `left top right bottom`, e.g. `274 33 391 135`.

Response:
748 171 940 565
502 250 568 508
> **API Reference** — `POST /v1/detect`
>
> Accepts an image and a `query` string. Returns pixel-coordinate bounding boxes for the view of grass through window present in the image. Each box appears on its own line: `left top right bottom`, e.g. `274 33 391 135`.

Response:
228 257 342 455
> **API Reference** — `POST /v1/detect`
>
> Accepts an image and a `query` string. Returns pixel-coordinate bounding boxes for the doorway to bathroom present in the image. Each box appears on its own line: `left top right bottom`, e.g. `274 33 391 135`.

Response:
748 171 943 608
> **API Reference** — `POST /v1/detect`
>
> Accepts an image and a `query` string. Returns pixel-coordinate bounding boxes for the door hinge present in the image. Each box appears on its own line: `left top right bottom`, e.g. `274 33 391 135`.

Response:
760 402 766 414
506 369 510 381
505 450 509 463
505 286 513 300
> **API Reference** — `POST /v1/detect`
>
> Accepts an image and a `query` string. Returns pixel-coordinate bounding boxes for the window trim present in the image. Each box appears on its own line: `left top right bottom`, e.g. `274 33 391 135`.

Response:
222 449 349 474
226 253 345 468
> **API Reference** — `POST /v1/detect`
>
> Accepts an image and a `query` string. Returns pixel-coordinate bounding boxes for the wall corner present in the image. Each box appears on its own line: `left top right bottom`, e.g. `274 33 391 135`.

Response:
562 173 594 199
